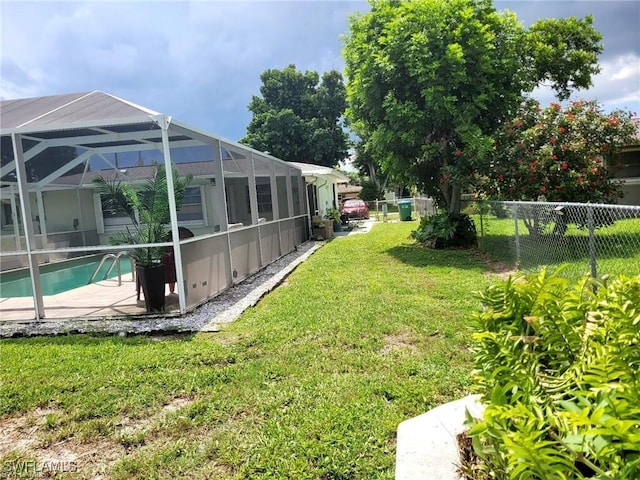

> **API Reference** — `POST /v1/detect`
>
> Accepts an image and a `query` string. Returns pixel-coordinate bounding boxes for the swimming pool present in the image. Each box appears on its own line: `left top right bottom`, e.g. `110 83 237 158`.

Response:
0 255 134 298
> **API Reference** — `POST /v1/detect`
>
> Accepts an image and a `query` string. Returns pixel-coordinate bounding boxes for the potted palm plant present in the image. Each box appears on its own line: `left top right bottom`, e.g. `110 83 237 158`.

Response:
325 208 342 232
93 166 192 312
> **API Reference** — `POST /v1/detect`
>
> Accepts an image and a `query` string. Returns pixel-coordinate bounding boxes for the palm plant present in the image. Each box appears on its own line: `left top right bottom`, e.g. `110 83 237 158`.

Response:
92 166 192 266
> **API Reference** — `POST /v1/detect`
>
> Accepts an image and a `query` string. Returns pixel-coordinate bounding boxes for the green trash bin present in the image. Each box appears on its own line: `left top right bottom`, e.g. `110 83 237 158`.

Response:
398 200 412 221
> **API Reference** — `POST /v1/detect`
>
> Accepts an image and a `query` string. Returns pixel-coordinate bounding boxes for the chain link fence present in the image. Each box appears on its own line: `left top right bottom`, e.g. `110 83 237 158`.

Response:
474 200 640 280
364 197 436 222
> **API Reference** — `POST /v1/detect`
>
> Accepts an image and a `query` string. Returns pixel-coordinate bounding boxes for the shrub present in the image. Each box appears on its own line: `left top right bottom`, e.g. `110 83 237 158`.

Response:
324 208 342 224
488 202 511 219
469 269 640 479
411 212 477 248
359 179 383 202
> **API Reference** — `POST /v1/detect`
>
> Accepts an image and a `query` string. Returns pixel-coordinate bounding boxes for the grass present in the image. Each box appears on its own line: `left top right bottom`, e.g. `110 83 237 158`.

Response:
474 214 640 281
0 221 497 479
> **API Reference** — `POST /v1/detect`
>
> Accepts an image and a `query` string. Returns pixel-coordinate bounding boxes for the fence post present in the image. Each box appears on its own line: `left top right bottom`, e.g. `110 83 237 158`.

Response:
479 201 484 238
587 205 597 278
513 204 521 266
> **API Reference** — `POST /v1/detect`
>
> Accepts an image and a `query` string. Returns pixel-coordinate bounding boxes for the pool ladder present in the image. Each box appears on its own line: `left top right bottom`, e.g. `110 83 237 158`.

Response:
89 251 135 286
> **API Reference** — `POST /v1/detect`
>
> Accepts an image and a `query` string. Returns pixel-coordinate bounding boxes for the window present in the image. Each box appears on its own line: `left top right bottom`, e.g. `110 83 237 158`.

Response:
1 202 15 227
98 185 205 232
101 200 134 228
177 186 204 223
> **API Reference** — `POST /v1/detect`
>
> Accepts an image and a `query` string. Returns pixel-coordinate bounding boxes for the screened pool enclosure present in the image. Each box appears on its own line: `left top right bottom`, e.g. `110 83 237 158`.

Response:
0 91 309 321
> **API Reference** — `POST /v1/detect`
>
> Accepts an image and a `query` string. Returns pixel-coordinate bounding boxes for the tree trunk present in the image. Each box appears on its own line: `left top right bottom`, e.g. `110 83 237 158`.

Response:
449 184 462 214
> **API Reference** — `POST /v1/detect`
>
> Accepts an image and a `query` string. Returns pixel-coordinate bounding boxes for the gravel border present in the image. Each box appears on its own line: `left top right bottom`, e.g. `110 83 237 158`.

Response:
0 241 321 338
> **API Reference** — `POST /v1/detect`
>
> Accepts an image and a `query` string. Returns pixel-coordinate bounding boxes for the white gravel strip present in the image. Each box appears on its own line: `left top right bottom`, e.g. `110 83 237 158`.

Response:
0 241 321 338
200 242 321 331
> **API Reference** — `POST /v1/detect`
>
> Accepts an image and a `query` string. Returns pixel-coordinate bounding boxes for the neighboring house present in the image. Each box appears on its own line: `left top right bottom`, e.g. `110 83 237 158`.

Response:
288 162 349 219
337 184 362 204
616 118 640 206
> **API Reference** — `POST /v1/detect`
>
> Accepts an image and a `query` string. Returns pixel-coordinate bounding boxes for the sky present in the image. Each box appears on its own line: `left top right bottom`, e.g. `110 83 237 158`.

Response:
1 1 639 143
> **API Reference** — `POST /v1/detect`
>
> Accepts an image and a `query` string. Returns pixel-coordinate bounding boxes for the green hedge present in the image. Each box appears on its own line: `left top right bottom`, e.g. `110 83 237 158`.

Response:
469 269 640 479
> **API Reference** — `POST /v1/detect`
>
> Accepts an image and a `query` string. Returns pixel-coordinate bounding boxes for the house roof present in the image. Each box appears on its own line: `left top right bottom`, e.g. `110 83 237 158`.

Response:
337 184 362 194
288 162 349 183
0 91 159 134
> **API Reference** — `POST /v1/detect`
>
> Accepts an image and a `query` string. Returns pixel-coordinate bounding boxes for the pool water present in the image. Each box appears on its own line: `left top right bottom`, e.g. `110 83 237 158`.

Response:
0 256 134 298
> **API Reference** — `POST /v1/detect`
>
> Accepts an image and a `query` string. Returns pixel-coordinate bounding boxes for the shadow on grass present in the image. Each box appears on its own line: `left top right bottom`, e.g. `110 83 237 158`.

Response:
385 242 489 271
1 331 197 345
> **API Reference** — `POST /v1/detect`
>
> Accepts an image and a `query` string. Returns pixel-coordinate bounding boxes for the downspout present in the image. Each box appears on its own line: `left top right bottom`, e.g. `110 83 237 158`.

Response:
303 176 313 236
315 177 329 215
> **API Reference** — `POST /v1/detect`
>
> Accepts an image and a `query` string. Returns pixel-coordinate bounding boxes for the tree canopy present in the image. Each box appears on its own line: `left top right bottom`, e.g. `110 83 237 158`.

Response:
241 65 350 168
343 0 603 213
482 99 637 204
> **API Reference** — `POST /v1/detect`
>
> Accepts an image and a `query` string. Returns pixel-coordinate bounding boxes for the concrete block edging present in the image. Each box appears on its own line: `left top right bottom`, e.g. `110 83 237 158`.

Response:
395 394 485 480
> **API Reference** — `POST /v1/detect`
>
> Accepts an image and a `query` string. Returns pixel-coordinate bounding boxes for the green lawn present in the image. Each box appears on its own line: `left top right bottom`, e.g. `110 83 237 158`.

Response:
0 222 497 480
475 214 640 281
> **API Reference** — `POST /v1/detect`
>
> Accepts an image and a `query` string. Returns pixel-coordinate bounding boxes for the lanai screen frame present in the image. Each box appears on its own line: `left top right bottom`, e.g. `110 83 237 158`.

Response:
0 97 306 320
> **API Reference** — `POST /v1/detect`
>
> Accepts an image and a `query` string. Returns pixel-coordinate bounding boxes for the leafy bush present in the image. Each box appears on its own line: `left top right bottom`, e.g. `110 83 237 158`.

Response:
411 212 477 248
359 179 383 202
488 202 511 219
469 269 640 479
324 208 342 224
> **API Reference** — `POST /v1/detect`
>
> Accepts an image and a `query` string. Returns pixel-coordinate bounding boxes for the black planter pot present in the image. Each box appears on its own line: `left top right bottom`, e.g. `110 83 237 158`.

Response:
136 264 166 312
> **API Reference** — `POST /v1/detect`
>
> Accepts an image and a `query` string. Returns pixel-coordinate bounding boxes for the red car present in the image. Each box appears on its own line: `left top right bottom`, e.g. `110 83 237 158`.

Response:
342 199 369 219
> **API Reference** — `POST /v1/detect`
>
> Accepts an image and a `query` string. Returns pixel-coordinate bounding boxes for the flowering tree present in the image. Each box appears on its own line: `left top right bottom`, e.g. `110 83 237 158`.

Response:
481 99 637 234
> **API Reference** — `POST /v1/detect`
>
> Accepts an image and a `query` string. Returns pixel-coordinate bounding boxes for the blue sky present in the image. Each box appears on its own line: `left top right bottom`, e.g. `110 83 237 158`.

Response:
1 1 638 143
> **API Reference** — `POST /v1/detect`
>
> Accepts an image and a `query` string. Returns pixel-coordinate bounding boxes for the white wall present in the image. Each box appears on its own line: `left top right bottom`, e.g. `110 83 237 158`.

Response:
311 176 339 216
41 189 97 234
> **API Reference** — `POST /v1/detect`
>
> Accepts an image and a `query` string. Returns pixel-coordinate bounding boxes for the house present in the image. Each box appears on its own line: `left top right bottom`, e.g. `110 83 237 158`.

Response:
616 118 640 206
337 184 362 204
288 162 349 219
0 91 308 320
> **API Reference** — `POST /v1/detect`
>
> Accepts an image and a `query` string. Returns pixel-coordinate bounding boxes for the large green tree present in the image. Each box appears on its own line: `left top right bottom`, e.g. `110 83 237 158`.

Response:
241 65 350 167
343 0 603 213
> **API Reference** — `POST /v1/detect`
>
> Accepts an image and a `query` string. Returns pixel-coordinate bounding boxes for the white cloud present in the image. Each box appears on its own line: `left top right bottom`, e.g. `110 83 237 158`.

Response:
611 57 640 81
532 53 640 114
1 0 637 141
